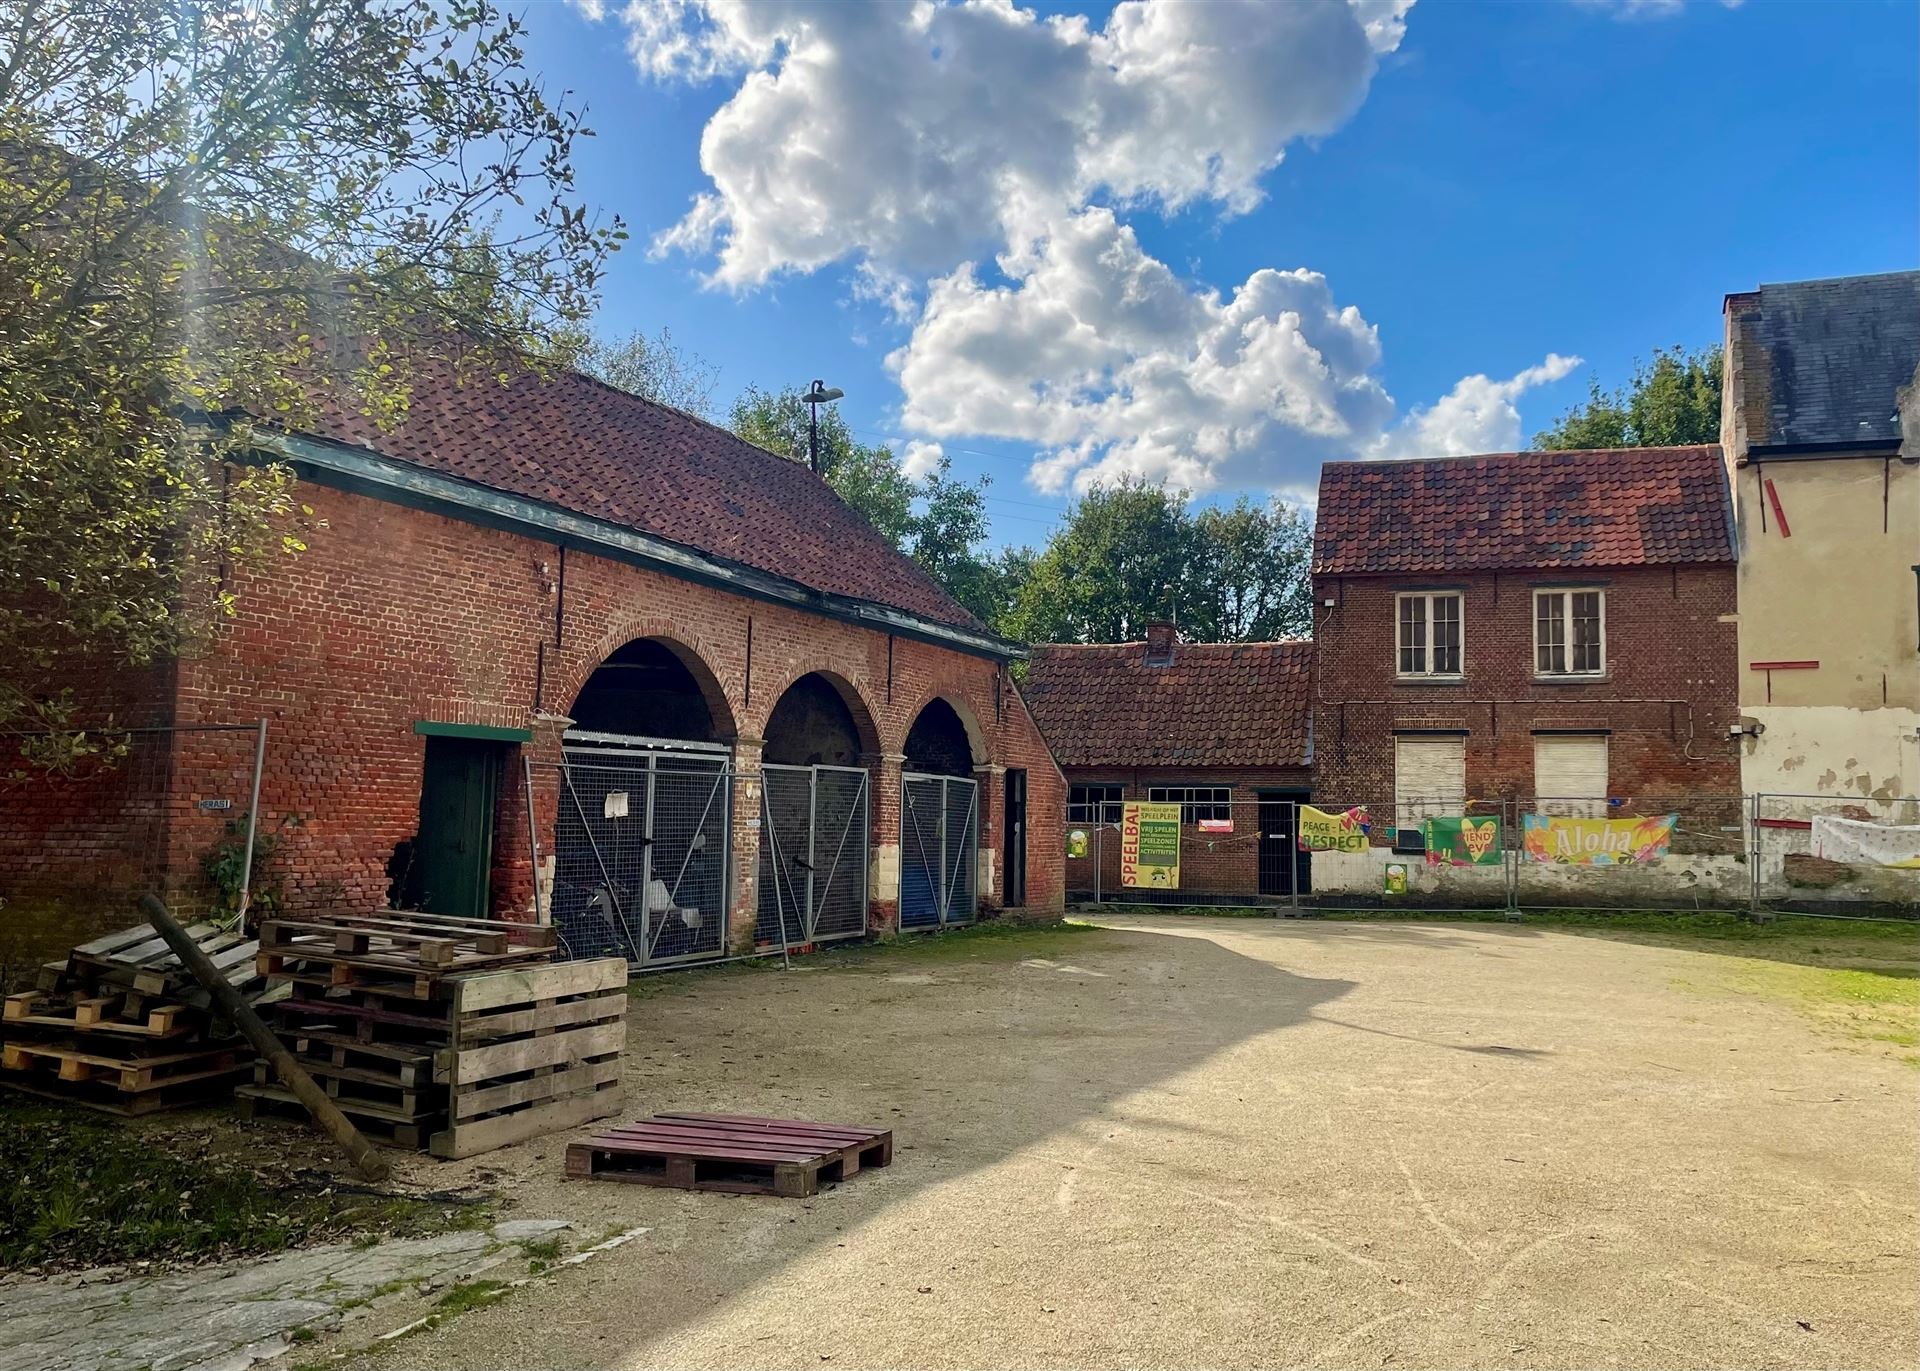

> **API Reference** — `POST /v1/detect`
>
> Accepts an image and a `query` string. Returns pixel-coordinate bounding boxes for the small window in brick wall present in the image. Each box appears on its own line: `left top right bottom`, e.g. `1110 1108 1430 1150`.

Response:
1147 785 1232 824
1069 783 1124 824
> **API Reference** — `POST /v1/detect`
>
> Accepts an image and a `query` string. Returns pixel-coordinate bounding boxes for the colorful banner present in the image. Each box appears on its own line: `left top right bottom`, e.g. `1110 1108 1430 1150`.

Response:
1382 862 1410 896
1522 813 1676 865
1066 828 1089 859
1198 817 1235 835
1812 816 1920 869
1121 801 1182 888
1423 815 1502 867
1298 805 1371 853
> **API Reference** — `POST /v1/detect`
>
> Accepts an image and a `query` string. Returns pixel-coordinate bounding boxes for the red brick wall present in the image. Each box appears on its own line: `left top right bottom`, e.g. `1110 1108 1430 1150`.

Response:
1311 565 1741 813
1060 764 1310 899
2 474 1065 956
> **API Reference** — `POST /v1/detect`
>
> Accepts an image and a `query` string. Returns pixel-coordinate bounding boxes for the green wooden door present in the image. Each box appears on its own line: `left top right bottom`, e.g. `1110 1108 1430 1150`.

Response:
412 738 501 918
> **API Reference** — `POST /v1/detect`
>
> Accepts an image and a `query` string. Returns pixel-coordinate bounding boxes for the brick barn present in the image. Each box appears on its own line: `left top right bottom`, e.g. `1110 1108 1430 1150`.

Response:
1 358 1064 969
1023 624 1313 903
1309 445 1744 903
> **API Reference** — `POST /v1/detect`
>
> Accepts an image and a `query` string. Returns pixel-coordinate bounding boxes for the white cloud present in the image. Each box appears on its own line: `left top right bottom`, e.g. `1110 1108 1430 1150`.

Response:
889 208 1395 494
900 439 946 479
1572 0 1743 16
1370 354 1583 459
609 0 1398 287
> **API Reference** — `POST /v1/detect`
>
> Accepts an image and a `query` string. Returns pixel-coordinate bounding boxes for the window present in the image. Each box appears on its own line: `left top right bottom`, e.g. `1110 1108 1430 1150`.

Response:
1147 785 1231 824
1534 735 1608 818
1067 783 1124 825
1396 592 1463 677
1394 737 1466 848
1535 589 1605 676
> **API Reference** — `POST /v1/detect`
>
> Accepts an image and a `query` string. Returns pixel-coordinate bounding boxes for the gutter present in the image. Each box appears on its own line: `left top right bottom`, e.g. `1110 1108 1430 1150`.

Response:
249 430 1026 665
1741 438 1905 462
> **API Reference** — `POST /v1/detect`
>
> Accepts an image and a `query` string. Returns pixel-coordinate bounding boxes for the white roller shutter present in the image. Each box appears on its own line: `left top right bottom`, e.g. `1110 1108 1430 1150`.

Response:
1394 737 1466 831
1535 735 1608 817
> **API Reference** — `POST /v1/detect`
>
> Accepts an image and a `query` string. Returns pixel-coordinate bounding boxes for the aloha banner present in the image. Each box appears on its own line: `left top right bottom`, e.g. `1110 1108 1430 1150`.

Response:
1298 805 1371 854
1522 813 1676 865
1422 815 1502 867
1121 802 1182 889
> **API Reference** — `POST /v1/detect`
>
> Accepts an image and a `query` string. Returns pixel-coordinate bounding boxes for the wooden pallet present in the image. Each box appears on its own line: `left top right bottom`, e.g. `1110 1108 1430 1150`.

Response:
1 1039 245 1093
4 992 188 1038
235 1083 439 1150
0 1069 251 1117
565 1113 893 1197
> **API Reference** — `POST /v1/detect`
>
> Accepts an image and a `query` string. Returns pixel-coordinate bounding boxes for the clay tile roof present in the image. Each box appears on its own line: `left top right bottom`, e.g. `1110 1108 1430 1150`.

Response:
294 356 986 633
1312 445 1733 576
1022 640 1312 769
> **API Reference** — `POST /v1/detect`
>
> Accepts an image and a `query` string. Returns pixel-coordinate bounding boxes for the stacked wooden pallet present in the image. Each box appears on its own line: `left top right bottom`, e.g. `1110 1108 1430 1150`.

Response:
237 911 626 1158
1 921 267 1115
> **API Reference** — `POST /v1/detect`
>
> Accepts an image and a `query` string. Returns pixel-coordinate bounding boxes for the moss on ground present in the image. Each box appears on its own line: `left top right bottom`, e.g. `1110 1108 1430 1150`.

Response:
0 1099 491 1271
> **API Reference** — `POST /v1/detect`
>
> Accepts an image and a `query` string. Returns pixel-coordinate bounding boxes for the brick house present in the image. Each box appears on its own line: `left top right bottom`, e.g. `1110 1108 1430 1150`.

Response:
1023 625 1313 902
1310 445 1743 902
0 355 1064 969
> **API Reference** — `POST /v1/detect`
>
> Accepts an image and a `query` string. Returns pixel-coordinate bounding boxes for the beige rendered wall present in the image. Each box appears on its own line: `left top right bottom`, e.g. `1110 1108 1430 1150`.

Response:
1726 398 1920 800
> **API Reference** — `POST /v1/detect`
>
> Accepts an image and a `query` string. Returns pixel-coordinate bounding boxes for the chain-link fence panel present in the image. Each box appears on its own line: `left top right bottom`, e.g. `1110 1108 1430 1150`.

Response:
756 763 870 948
901 773 976 930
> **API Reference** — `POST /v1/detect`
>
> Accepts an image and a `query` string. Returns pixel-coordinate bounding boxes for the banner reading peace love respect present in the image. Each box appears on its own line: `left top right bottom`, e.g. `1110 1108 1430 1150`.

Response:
1298 805 1370 853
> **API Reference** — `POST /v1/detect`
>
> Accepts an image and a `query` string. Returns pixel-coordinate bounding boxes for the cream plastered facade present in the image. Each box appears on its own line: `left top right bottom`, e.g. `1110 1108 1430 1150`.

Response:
1724 360 1920 808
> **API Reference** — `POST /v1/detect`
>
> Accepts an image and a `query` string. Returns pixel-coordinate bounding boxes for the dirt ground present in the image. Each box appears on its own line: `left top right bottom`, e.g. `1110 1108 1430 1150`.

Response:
335 915 1919 1371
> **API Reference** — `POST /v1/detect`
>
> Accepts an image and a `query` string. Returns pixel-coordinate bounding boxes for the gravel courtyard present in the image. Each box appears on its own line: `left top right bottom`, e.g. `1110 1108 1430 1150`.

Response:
349 914 1919 1371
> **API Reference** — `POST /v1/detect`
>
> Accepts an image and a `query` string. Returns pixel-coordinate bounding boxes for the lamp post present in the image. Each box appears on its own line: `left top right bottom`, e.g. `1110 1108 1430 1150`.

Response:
801 379 844 474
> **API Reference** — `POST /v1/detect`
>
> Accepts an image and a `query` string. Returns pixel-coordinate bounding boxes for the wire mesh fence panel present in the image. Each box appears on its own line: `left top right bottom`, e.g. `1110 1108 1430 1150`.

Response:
542 748 731 966
901 773 977 930
1754 792 1920 917
756 764 870 948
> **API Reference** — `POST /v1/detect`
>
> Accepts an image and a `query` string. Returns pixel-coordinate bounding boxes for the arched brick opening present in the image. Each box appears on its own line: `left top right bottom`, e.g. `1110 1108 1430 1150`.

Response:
763 671 882 766
903 696 979 777
568 636 738 743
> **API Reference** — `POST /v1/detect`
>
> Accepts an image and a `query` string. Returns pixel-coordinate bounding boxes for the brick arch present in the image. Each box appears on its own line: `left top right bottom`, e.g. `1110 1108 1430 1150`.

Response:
560 617 741 742
893 685 992 769
750 666 885 759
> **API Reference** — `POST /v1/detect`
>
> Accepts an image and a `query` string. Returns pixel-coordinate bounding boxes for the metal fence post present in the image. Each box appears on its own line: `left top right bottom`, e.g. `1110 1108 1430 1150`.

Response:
1504 793 1520 921
1094 820 1103 905
1288 799 1301 914
235 718 268 925
1748 791 1767 923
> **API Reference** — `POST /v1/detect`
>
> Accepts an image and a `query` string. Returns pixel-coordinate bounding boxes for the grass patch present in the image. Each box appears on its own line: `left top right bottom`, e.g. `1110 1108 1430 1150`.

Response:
435 1278 510 1314
0 1099 491 1272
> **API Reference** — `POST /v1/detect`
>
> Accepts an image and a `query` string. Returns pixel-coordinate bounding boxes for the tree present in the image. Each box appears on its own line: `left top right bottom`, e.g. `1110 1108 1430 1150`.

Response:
1184 498 1313 642
1533 346 1723 450
0 0 619 748
568 325 718 418
1001 481 1313 645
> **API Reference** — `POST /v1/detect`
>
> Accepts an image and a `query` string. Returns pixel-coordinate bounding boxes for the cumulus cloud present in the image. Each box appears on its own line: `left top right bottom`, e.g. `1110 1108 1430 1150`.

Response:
899 439 947 479
610 0 1397 287
1369 354 1583 460
889 207 1394 494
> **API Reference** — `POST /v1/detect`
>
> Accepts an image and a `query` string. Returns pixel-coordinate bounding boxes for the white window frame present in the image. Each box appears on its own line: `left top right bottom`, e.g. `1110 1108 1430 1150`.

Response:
1068 782 1124 825
1395 591 1464 679
1146 785 1232 824
1533 587 1607 678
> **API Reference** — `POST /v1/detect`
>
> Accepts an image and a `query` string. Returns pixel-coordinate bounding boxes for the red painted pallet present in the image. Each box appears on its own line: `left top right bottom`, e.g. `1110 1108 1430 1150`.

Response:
565 1112 893 1198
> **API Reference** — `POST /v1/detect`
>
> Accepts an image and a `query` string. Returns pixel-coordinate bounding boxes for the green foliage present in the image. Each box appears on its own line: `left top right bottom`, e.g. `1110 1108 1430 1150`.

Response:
564 325 718 418
1000 479 1312 644
1533 346 1723 450
0 0 621 741
200 811 293 920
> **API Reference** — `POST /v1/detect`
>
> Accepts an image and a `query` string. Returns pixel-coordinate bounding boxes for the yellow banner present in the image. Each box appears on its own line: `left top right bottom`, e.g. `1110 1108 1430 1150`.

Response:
1522 814 1675 865
1121 801 1182 889
1298 804 1371 853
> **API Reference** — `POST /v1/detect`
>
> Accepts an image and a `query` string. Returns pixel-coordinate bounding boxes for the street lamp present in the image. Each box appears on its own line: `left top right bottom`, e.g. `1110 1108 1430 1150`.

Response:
801 379 844 474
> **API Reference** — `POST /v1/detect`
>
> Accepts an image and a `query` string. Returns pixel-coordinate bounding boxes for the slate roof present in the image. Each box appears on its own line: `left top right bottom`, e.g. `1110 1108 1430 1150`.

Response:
1730 271 1920 450
1022 640 1312 769
1312 445 1733 576
294 354 987 633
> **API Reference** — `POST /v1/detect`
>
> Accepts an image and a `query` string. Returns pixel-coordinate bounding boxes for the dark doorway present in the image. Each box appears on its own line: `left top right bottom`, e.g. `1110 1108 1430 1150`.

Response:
1257 791 1310 897
411 737 503 917
764 673 863 766
903 698 974 777
569 638 721 742
1003 769 1027 908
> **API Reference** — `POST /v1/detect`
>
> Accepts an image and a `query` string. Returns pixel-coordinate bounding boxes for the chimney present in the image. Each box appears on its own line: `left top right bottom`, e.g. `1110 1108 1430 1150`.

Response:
1144 620 1176 666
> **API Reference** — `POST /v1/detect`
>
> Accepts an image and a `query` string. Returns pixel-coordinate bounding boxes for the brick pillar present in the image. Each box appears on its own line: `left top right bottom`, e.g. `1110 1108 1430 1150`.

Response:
868 751 904 934
494 716 567 925
728 736 764 954
974 763 1006 915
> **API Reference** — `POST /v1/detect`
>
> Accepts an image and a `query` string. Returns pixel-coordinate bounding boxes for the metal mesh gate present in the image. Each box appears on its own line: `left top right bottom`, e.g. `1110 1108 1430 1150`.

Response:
900 773 978 930
544 742 731 966
755 764 871 948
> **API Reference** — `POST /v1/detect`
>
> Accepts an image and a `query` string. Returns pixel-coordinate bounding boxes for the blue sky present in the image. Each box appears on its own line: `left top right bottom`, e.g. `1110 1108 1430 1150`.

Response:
514 0 1916 548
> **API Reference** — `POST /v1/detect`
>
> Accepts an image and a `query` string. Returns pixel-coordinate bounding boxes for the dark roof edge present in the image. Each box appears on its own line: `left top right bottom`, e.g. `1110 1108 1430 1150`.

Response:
254 429 1027 664
1744 438 1905 459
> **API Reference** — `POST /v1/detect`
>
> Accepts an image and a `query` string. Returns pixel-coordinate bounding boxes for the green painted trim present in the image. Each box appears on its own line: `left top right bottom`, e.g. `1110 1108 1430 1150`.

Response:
250 430 1026 664
414 720 532 743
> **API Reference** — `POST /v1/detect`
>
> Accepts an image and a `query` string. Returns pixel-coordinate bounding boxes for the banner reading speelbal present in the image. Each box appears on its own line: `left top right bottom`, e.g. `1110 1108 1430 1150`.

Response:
1121 801 1182 889
1522 814 1676 865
